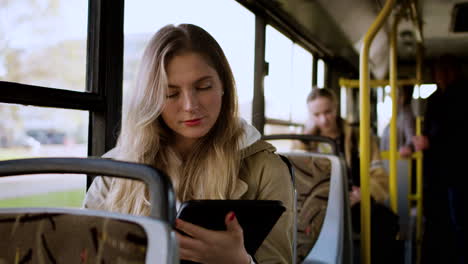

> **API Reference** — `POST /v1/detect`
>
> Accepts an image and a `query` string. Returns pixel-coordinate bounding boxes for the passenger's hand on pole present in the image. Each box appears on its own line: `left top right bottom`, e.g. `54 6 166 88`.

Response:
349 186 361 207
399 146 413 158
412 135 429 151
176 211 250 264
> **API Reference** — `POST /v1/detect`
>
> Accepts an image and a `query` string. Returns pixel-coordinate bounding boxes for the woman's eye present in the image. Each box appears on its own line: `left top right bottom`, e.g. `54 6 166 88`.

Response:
197 85 212 90
166 92 179 98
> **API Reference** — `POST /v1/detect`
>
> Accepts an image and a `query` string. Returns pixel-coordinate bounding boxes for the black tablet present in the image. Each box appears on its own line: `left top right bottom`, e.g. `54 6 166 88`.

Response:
176 199 286 257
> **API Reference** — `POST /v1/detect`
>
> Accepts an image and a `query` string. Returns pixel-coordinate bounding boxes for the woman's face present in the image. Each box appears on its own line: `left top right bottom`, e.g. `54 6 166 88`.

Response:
162 52 223 146
307 97 337 134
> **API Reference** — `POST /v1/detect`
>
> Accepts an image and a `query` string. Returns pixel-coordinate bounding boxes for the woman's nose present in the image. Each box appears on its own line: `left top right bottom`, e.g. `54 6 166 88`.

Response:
182 91 199 112
318 115 327 124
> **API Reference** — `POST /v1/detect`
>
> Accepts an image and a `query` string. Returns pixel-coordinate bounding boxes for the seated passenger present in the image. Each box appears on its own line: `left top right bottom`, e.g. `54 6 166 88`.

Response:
295 88 400 264
83 24 293 264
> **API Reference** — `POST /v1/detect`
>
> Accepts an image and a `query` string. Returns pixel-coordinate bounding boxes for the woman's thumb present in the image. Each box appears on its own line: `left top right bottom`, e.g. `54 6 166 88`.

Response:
225 211 243 233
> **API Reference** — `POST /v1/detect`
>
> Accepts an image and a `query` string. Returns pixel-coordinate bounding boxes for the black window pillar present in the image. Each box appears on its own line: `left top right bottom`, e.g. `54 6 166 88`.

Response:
252 16 266 134
86 0 124 188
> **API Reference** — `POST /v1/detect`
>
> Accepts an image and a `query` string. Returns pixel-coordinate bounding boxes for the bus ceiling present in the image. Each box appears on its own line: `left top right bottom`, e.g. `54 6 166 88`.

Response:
243 0 468 79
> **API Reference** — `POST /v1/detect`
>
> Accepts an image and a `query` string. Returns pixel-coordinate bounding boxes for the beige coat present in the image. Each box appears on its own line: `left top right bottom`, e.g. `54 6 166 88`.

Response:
83 140 294 264
296 119 389 203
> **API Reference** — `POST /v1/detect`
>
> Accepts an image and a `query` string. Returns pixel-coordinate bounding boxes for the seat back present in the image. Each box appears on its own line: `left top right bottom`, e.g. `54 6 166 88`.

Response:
281 152 352 264
264 134 353 263
277 154 298 264
0 158 178 264
0 208 177 264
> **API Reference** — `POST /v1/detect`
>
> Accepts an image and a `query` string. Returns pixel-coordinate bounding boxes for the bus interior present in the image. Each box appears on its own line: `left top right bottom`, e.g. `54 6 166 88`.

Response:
1 0 467 263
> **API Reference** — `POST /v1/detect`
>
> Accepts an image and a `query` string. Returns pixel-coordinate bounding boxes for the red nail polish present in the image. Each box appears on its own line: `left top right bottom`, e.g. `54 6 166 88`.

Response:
229 212 236 221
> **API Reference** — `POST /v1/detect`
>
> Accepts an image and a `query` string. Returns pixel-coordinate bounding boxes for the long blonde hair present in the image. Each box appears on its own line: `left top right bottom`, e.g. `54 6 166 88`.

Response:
103 24 244 215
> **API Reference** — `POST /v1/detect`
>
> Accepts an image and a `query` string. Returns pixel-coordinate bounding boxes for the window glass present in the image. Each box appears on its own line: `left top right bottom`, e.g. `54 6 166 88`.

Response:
124 0 255 123
0 0 88 91
377 85 393 137
317 59 325 88
291 44 312 123
0 174 86 208
416 84 437 99
264 26 312 128
340 86 347 119
264 26 293 121
0 103 88 207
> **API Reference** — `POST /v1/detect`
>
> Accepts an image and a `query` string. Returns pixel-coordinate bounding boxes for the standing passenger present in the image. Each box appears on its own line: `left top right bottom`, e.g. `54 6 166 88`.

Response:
380 84 416 158
296 88 400 264
83 24 293 264
413 54 468 264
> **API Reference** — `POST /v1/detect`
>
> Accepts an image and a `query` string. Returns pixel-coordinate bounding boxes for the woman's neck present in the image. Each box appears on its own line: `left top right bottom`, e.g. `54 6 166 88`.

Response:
174 137 197 160
319 120 340 139
322 130 340 140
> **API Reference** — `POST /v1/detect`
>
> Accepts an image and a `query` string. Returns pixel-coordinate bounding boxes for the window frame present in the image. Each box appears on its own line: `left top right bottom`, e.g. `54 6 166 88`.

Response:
0 0 124 189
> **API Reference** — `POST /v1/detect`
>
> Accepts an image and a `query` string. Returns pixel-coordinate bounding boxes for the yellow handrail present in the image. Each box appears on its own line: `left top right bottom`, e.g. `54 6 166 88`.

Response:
389 13 401 213
415 43 424 264
359 1 396 263
339 78 417 88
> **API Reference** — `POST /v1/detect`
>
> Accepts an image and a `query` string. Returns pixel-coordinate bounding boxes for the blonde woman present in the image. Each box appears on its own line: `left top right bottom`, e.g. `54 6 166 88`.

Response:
298 88 401 264
300 88 388 204
83 24 293 264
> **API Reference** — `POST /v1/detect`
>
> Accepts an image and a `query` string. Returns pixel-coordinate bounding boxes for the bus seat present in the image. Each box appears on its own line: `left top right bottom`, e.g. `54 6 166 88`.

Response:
0 208 177 263
0 158 178 264
279 152 352 264
277 154 298 264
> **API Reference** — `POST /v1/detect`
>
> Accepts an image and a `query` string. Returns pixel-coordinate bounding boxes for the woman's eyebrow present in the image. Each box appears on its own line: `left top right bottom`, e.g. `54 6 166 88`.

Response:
168 76 213 89
193 76 213 84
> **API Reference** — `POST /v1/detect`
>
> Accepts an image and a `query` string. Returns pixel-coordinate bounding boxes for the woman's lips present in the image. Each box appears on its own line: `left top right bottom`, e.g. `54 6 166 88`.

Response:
184 118 202 126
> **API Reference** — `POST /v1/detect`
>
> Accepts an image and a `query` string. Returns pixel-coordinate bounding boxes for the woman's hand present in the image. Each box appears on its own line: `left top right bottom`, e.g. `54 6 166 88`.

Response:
399 146 413 158
349 186 361 207
176 212 251 264
412 135 429 151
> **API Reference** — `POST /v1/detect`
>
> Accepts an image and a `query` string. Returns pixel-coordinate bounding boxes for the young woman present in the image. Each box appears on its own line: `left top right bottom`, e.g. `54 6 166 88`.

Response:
83 24 293 264
300 88 388 203
298 88 401 264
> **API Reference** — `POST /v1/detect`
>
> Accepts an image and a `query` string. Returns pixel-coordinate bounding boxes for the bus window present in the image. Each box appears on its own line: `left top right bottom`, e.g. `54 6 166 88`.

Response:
264 26 311 135
123 0 255 123
291 44 313 123
416 84 437 99
317 59 325 88
0 0 88 92
0 103 88 208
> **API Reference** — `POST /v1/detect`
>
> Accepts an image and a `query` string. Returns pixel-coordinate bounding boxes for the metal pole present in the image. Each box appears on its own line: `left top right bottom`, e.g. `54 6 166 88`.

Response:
415 43 424 264
359 1 396 263
389 14 401 213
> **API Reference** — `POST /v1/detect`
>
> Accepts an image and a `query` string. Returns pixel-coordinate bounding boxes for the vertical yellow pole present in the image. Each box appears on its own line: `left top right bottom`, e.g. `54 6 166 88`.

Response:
389 14 401 213
359 1 395 263
415 43 424 264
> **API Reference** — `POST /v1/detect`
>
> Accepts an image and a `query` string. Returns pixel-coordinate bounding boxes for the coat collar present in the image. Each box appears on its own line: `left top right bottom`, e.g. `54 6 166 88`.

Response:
231 140 277 199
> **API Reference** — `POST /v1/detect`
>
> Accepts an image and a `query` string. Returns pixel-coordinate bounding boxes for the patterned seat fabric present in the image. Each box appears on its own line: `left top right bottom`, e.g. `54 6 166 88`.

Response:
287 155 331 263
0 213 148 264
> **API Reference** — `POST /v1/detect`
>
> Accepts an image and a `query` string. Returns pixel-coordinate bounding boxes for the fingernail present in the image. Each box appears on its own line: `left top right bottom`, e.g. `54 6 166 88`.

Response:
229 212 236 221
